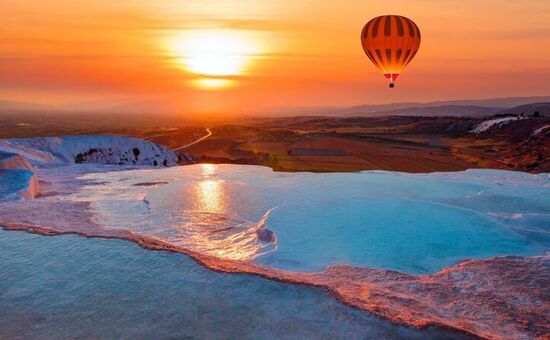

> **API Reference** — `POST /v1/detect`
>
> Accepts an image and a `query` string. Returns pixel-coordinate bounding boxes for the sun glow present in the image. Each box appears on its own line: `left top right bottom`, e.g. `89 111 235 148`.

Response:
167 29 262 89
192 78 233 90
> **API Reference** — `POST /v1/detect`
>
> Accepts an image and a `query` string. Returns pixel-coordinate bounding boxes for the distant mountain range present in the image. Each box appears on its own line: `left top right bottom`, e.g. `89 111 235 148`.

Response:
495 102 550 116
355 104 498 117
277 96 550 117
1 96 550 118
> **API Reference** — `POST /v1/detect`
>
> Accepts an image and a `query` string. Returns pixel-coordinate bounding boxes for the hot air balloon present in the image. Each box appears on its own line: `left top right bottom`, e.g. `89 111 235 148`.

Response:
361 15 421 88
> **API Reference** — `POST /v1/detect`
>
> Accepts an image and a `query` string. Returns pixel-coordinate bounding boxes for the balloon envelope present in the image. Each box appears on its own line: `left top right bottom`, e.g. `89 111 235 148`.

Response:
361 15 421 87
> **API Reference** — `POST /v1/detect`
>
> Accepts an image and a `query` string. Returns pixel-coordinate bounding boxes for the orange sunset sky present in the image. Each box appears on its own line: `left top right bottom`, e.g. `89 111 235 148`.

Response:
1 0 549 116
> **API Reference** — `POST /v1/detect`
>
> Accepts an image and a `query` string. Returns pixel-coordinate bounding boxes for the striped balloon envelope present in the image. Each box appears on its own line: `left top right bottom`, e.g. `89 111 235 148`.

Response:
361 15 421 88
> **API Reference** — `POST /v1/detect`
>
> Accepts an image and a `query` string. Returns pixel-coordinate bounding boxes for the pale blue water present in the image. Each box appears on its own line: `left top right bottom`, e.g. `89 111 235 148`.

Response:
0 229 471 339
75 165 550 274
257 170 550 273
0 169 34 201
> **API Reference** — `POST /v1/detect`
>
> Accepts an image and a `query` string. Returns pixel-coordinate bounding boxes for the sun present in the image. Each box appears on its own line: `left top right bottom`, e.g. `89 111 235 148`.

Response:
167 29 261 88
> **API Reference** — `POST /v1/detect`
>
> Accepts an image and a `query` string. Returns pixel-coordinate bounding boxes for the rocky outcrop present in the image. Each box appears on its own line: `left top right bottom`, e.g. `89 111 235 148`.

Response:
0 135 179 166
0 135 182 202
470 116 527 134
256 227 275 242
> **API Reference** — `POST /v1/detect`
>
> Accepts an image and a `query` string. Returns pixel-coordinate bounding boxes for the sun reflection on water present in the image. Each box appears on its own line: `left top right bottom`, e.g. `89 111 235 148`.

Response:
74 164 277 262
184 163 274 261
194 164 226 214
201 163 216 176
196 179 225 214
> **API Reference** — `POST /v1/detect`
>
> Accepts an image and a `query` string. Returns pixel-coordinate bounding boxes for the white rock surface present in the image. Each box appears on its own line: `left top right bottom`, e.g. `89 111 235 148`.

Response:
0 135 178 166
531 124 550 137
470 116 526 134
0 135 179 202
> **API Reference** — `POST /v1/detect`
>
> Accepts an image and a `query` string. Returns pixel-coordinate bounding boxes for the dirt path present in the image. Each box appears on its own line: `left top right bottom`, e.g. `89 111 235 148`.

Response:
173 128 212 151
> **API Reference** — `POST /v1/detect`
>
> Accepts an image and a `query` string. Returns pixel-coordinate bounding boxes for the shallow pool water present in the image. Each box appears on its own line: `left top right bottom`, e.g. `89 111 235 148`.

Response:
73 165 550 274
0 229 471 339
